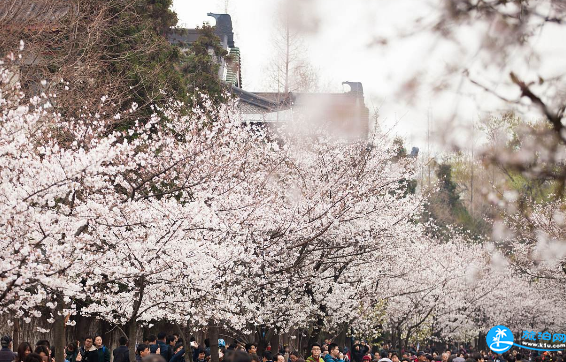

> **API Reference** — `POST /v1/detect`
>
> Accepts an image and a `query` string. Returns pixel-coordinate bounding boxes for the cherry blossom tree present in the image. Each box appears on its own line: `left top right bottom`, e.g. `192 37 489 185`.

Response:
4 54 564 358
1 59 271 360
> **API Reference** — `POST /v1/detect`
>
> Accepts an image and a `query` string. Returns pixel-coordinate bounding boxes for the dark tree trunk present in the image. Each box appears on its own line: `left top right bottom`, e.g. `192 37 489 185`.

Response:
307 315 325 351
403 330 411 351
175 324 193 362
13 318 20 352
101 319 110 348
54 300 66 362
209 321 219 362
301 328 311 357
128 319 138 362
336 325 346 349
257 326 268 356
270 332 279 355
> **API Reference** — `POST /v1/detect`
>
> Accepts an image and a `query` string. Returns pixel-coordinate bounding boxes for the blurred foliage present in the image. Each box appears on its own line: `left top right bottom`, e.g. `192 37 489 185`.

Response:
481 112 559 203
421 112 566 241
422 162 489 240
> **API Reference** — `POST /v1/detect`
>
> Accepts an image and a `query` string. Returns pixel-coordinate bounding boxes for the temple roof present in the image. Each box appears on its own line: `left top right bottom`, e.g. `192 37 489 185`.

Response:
168 13 235 49
231 86 281 112
207 13 234 47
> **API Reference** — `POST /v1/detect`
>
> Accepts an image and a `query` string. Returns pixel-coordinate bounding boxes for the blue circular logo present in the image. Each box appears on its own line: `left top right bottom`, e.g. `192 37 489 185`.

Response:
487 325 514 353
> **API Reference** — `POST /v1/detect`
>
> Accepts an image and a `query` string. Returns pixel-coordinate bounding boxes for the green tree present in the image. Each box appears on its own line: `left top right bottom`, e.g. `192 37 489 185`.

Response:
101 0 190 127
391 137 417 196
422 162 487 239
183 24 229 107
0 0 228 128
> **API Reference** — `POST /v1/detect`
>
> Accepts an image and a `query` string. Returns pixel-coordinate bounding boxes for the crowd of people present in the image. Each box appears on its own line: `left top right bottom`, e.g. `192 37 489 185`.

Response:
0 334 563 362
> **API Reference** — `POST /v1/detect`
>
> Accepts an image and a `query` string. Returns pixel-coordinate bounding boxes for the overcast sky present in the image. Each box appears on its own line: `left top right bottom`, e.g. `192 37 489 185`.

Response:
172 0 566 151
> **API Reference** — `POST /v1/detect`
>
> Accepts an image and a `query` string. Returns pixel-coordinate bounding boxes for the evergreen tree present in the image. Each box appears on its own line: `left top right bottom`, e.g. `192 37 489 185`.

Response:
182 24 229 107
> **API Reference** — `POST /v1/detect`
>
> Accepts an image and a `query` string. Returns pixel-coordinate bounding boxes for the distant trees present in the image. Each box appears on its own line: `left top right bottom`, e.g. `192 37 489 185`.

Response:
418 108 566 315
422 162 487 239
265 0 319 95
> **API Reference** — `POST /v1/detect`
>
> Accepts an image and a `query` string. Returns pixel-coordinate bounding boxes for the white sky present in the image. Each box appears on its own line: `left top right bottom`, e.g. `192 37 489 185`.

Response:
172 0 566 151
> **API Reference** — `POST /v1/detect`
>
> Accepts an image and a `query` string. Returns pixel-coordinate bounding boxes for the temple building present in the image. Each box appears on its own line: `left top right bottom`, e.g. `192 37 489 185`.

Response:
167 13 242 88
168 13 370 139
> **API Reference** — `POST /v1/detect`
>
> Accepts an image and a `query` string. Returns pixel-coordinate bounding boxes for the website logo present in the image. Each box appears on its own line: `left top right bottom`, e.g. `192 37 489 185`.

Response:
487 326 566 352
487 325 514 353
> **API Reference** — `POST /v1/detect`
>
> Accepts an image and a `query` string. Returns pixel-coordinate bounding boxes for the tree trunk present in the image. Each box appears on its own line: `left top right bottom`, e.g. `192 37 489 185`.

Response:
209 320 219 362
307 315 325 351
13 318 20 352
54 301 66 362
284 23 290 94
257 326 268 356
128 318 138 362
101 320 110 349
336 325 346 350
174 323 193 362
270 332 279 355
403 331 411 351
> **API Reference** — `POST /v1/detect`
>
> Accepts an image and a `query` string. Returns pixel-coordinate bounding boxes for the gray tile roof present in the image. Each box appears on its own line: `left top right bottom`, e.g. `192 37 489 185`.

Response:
252 92 291 105
167 13 236 50
231 86 282 112
166 29 202 46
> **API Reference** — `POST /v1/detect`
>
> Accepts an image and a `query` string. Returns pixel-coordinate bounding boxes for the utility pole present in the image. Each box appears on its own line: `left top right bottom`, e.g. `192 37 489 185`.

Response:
427 108 432 188
470 119 475 216
284 4 290 94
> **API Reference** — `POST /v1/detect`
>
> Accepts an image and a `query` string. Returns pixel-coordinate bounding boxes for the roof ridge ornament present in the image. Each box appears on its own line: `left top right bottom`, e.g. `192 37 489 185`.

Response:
342 81 364 97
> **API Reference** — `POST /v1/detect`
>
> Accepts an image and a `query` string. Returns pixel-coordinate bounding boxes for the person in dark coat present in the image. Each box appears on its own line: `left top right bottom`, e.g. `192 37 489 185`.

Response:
156 333 171 362
352 343 369 362
93 336 110 362
65 342 79 362
148 337 159 355
77 337 97 362
0 336 17 362
136 345 150 362
113 337 129 362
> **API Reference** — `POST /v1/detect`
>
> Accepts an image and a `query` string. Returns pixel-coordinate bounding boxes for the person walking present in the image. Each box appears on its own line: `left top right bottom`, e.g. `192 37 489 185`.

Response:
113 337 129 362
93 336 110 362
148 337 159 355
306 344 324 362
136 345 150 362
352 343 369 362
324 344 344 362
77 337 97 362
0 337 17 362
16 342 32 362
65 342 79 362
156 333 171 362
